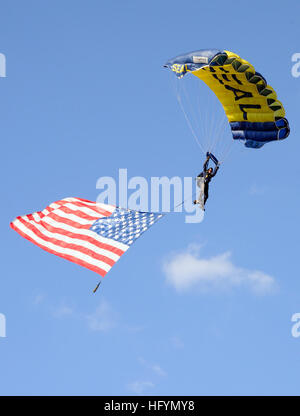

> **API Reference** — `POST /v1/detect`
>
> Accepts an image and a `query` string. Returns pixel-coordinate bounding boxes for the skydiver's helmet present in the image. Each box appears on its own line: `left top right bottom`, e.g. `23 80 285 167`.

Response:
208 167 213 174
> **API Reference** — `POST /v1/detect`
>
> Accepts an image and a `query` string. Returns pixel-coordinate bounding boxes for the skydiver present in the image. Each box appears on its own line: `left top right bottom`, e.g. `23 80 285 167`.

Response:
194 152 220 210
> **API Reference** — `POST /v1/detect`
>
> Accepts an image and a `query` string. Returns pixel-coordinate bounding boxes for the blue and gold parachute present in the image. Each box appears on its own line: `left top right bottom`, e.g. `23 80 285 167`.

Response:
165 49 290 149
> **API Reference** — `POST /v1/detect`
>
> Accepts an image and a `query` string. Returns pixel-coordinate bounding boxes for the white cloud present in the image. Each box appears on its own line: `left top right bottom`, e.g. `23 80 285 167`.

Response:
33 293 45 305
86 299 117 331
53 304 74 318
138 357 167 377
151 364 167 377
249 184 265 196
170 336 184 349
127 381 154 395
123 325 145 333
163 245 276 295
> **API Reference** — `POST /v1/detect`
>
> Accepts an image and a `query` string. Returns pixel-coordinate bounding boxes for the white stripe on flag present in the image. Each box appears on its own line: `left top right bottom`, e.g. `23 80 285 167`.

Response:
19 216 122 262
12 218 114 272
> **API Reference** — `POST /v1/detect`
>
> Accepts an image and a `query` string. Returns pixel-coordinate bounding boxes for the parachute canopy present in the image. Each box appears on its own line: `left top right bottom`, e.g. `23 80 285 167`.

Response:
165 49 290 149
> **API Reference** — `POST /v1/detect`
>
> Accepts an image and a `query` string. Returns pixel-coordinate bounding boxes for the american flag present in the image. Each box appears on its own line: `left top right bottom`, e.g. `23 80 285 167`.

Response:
10 197 163 277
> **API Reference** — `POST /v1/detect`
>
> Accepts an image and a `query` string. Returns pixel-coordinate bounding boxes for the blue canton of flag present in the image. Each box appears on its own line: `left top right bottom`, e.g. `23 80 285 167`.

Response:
90 207 163 246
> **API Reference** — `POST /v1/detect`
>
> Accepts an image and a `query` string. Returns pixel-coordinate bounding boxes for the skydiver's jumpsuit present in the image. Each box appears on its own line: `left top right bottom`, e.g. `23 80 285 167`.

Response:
197 157 219 206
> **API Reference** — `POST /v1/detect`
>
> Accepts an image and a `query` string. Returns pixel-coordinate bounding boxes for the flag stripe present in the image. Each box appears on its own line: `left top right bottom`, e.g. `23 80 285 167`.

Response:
11 218 113 272
45 210 93 229
55 204 104 222
39 215 128 252
10 197 161 278
10 198 129 277
62 202 108 219
17 216 120 264
49 208 94 227
62 198 115 215
10 221 108 276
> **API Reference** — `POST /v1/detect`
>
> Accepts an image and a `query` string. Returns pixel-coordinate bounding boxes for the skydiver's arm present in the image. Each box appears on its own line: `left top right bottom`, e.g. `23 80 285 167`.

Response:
203 157 209 172
211 165 220 177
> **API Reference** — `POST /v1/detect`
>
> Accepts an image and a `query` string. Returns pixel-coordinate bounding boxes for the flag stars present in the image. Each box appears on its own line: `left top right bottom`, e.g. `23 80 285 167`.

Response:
90 208 163 246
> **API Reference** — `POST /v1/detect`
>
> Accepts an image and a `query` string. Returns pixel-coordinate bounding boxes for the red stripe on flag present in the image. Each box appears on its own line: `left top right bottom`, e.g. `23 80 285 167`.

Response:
10 222 109 277
57 204 105 221
15 216 117 267
46 212 92 230
59 198 114 217
27 218 125 256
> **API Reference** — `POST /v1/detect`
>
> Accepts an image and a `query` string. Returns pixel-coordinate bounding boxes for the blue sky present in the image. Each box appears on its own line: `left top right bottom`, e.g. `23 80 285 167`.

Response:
1 0 300 395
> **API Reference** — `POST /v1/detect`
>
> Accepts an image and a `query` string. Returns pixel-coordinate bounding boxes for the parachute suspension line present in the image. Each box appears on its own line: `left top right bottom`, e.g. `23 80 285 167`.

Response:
194 79 212 153
216 112 235 163
173 190 197 210
207 110 217 154
170 74 233 162
196 79 219 154
219 136 235 164
173 75 221 158
170 77 193 148
194 79 208 151
220 138 236 164
179 78 205 148
208 113 227 155
172 77 206 155
176 92 206 154
192 78 225 158
206 93 217 153
186 79 214 155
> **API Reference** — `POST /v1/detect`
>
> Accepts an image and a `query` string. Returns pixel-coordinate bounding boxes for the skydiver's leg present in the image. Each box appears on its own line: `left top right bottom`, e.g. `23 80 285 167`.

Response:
204 184 209 205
